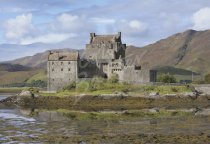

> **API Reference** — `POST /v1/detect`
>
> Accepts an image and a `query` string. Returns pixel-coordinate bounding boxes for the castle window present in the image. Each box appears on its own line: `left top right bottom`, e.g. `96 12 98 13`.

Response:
52 79 54 81
135 66 141 70
52 62 54 65
68 68 71 71
68 62 71 65
52 68 54 71
61 68 63 71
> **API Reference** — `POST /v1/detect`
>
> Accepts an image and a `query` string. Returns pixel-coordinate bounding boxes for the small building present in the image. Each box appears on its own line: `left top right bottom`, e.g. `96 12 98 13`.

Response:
47 32 157 91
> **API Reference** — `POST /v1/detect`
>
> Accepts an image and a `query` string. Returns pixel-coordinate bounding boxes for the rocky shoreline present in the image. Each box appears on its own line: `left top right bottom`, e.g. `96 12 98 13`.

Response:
1 91 210 112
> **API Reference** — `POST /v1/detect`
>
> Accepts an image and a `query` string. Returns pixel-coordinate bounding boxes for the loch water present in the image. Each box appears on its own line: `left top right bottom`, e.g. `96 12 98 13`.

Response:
0 94 210 143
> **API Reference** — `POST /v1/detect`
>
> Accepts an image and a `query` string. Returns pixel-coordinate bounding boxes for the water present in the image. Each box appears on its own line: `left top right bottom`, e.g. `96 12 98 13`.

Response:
0 94 210 143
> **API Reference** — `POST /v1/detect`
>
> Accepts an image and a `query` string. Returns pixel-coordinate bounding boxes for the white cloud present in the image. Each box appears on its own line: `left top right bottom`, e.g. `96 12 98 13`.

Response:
20 33 77 45
192 7 210 30
51 13 94 33
5 13 35 41
114 19 148 37
90 17 116 24
129 20 147 31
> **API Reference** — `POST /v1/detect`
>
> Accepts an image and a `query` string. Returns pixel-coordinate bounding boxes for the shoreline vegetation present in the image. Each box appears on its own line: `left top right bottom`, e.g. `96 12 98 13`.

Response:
0 76 210 111
1 80 210 143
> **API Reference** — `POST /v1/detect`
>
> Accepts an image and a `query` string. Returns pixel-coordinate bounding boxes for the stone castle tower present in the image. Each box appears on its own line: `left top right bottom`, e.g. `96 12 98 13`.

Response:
47 32 156 91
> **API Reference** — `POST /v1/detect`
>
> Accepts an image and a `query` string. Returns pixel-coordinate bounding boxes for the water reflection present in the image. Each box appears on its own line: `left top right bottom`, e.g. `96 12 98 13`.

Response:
0 94 210 143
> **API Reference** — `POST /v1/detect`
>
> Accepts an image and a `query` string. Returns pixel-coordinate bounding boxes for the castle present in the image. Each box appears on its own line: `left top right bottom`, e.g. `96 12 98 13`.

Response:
47 32 157 91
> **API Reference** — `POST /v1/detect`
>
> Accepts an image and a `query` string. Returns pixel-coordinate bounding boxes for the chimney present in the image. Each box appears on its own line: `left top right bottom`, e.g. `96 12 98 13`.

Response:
118 32 121 37
90 33 95 38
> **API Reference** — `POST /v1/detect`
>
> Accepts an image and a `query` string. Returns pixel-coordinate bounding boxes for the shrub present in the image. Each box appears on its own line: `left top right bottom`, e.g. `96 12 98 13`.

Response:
157 74 177 83
108 74 119 83
30 80 47 88
204 73 210 84
89 76 106 91
76 81 91 92
171 87 178 92
62 81 76 90
28 87 39 94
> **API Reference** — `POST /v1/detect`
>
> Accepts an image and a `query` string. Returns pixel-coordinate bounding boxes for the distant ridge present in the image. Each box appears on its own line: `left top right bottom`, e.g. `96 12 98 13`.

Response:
5 29 210 75
126 29 210 75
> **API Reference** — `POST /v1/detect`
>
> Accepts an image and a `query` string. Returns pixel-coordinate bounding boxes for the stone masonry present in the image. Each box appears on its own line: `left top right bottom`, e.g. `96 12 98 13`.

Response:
48 32 157 91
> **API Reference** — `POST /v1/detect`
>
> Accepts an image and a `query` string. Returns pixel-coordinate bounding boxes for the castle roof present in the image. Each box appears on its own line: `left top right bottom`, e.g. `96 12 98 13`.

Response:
90 32 121 44
48 51 79 61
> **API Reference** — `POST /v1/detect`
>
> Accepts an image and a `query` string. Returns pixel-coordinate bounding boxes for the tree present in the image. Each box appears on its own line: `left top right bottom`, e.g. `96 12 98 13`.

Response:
204 73 210 84
158 73 177 83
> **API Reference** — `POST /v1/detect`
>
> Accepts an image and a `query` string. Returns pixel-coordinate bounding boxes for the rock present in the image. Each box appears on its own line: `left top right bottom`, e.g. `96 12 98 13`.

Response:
149 108 159 113
149 92 159 96
17 90 34 103
182 92 196 97
18 90 33 97
194 85 210 95
195 109 210 116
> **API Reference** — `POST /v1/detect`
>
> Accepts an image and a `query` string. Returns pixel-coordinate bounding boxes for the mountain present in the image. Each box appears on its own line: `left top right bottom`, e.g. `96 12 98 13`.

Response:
126 29 210 75
0 63 31 72
8 48 84 68
0 63 44 86
5 29 210 76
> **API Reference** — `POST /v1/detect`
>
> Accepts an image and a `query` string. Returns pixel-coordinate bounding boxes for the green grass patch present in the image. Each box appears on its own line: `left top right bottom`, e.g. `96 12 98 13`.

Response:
42 109 194 120
0 87 27 93
41 85 192 97
26 69 47 83
41 77 193 97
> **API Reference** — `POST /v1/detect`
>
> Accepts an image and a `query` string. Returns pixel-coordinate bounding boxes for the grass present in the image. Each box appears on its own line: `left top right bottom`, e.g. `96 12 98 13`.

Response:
40 78 193 97
37 109 193 121
26 69 47 83
0 87 27 93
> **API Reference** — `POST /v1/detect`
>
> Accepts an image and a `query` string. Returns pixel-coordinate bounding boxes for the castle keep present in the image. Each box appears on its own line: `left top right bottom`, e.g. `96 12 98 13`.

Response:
48 32 156 91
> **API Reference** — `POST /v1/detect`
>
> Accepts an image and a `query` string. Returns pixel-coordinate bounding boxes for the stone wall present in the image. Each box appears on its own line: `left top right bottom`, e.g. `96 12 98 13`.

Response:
85 43 126 60
47 60 78 91
121 66 151 83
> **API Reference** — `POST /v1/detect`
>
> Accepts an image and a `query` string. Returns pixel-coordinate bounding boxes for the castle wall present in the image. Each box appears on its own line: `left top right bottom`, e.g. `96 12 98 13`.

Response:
47 32 157 92
85 44 116 60
121 66 151 83
78 60 105 78
48 60 78 91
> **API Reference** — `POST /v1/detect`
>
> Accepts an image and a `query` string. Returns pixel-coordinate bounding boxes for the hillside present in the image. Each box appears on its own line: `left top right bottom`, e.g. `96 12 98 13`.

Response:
126 29 210 75
8 48 83 68
5 29 210 76
0 63 31 72
0 63 46 86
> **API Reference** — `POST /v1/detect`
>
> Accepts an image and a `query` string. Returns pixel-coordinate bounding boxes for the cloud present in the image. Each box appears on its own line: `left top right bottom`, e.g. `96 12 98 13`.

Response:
129 20 147 32
20 33 77 45
3 13 94 45
90 17 116 24
4 13 35 41
51 13 94 33
192 7 210 30
112 19 148 37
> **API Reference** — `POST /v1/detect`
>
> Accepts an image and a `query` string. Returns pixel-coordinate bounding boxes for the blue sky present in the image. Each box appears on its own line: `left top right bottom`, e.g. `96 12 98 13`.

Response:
1 0 210 61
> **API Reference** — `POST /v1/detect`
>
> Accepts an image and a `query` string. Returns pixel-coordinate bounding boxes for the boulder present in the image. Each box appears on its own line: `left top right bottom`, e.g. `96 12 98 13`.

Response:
18 90 34 97
149 108 159 113
194 85 210 95
195 109 210 116
182 92 196 97
149 92 159 96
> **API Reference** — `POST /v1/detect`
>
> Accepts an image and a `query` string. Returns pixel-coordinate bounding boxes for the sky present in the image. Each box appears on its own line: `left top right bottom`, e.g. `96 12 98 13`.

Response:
1 0 210 61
